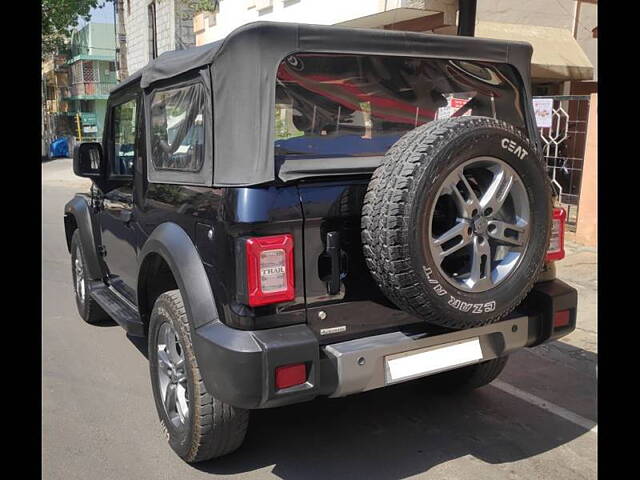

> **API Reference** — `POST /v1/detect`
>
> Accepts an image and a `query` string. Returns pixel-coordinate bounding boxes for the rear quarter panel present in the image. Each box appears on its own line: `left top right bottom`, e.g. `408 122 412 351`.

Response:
138 184 307 330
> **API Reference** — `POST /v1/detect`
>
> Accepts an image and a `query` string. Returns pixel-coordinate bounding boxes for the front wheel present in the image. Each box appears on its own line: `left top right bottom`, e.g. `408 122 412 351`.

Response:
148 290 249 463
70 229 109 324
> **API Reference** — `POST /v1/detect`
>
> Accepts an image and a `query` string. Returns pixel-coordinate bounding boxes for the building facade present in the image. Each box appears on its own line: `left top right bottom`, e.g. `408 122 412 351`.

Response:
42 22 118 147
66 22 118 141
194 0 596 93
118 0 199 76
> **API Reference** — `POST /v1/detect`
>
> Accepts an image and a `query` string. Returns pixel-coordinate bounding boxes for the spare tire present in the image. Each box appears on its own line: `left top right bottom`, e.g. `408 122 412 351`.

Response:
362 116 551 329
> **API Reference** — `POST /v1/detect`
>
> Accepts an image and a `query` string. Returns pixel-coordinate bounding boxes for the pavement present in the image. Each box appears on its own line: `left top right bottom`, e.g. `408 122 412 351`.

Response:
43 157 597 480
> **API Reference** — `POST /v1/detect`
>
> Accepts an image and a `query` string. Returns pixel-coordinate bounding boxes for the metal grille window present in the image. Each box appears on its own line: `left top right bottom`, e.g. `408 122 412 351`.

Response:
534 95 591 230
71 61 99 84
150 84 206 172
71 62 83 84
82 61 98 82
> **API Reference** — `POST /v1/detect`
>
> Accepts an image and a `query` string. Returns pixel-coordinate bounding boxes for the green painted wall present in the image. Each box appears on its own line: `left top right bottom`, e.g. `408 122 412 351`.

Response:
66 22 116 141
87 23 116 59
95 100 108 141
70 22 116 60
98 61 117 84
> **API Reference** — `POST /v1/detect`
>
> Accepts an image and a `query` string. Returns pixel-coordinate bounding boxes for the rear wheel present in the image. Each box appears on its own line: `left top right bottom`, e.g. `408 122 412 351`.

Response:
148 290 249 463
428 356 509 393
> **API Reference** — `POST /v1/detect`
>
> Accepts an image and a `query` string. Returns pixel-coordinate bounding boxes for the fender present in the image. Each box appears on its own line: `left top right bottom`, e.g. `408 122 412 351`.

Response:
64 195 104 281
138 222 218 329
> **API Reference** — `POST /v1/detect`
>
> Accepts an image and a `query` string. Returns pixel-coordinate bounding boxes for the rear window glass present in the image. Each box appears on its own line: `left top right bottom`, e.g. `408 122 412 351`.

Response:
275 54 526 160
150 83 205 172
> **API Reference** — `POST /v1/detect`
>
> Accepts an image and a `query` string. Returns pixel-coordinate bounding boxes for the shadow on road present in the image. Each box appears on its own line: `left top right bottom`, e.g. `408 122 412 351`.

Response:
122 332 596 479
127 333 148 357
195 377 593 479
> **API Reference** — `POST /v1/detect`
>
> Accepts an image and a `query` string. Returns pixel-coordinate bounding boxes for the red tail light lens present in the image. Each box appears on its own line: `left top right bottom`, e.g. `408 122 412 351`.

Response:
275 363 307 390
553 310 571 329
245 234 295 307
546 207 566 261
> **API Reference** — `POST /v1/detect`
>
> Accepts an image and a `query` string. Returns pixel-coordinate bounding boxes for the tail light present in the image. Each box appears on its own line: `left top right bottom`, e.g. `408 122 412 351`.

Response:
241 234 295 307
553 310 571 329
275 363 307 390
546 207 566 262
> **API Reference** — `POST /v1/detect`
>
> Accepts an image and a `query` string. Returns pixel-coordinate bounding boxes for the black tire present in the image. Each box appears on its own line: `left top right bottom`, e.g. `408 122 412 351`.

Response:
70 229 109 324
427 356 509 393
362 117 552 329
148 290 249 463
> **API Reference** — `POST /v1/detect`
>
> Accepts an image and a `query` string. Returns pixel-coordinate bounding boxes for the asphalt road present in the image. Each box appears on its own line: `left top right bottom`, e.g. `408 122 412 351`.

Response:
43 158 597 480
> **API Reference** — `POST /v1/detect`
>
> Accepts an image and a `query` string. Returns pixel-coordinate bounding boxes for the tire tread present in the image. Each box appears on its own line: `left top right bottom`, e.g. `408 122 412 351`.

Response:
362 117 551 329
152 290 249 463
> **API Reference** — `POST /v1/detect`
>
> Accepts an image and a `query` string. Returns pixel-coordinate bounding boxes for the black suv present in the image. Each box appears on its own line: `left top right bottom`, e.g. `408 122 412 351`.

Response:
64 22 577 463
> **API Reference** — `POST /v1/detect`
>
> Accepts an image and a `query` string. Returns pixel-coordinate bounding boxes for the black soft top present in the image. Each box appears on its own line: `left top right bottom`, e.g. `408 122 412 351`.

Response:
113 21 536 187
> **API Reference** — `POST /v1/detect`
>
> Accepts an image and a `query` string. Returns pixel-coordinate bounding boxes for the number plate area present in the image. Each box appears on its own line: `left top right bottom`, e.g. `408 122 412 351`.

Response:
384 337 483 384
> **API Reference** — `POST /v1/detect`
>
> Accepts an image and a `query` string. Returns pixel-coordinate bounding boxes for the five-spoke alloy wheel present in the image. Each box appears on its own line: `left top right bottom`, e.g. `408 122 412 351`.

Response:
148 290 249 463
156 322 190 428
70 229 109 324
428 157 530 292
362 116 552 329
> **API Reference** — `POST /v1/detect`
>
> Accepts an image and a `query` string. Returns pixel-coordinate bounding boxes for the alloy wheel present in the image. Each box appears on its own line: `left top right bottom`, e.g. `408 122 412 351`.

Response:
428 157 531 293
74 246 86 304
156 322 190 427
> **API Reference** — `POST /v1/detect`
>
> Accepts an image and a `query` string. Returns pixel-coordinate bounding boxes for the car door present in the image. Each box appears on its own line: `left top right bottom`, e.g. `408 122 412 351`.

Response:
99 93 140 302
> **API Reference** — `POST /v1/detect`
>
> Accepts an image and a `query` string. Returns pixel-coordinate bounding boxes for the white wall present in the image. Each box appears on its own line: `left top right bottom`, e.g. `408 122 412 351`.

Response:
576 2 597 81
477 0 597 81
123 0 197 76
196 0 447 45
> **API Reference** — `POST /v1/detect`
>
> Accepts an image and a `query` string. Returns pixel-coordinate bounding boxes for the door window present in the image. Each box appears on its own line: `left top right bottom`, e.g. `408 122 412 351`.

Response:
149 83 205 172
112 98 137 177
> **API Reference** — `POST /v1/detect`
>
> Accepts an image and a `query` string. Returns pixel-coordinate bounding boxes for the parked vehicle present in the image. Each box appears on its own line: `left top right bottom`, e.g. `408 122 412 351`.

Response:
65 21 577 463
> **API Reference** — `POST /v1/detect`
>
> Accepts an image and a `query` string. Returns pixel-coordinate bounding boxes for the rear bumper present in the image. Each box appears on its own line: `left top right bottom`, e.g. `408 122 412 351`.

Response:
192 279 577 409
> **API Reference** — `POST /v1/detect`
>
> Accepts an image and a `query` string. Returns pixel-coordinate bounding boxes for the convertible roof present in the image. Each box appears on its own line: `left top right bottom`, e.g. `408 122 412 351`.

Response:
110 38 225 94
112 22 536 186
115 20 534 92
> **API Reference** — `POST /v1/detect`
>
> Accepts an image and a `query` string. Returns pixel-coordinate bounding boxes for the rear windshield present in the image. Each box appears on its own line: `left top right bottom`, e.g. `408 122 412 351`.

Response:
275 53 526 160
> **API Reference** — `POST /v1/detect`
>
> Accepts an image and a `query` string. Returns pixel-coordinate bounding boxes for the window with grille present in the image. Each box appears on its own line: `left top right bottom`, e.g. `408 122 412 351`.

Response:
82 61 99 82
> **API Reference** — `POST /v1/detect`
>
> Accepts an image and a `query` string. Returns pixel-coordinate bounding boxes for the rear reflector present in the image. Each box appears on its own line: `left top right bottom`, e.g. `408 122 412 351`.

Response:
553 310 571 328
546 207 566 261
275 363 307 390
245 234 295 307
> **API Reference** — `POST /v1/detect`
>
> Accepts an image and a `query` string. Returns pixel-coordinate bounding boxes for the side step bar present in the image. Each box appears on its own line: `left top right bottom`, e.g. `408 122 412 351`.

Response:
89 283 145 337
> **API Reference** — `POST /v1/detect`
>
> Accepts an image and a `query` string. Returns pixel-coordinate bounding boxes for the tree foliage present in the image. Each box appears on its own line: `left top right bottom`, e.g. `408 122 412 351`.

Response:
185 0 220 14
42 0 112 55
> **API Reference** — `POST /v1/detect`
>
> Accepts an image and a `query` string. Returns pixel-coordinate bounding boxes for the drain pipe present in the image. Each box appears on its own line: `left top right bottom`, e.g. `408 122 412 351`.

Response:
457 0 477 37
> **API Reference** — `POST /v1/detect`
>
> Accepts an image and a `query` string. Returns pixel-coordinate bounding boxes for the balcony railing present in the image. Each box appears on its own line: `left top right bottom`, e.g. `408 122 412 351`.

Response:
69 82 114 98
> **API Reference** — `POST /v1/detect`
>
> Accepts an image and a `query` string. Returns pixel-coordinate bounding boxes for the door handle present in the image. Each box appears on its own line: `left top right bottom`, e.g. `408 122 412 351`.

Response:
326 231 341 295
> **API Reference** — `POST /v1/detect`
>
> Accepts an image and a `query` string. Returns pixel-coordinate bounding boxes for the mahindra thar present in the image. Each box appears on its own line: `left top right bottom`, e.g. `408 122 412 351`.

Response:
65 21 577 463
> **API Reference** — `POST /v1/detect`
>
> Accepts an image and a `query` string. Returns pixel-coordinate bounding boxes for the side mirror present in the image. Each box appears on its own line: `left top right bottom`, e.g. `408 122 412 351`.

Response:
73 142 104 178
